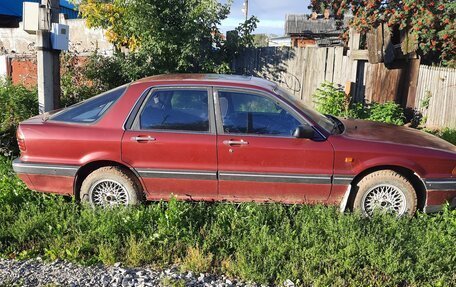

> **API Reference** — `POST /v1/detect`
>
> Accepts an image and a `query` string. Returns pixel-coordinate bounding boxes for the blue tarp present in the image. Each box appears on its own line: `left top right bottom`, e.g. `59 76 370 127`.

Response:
0 0 78 18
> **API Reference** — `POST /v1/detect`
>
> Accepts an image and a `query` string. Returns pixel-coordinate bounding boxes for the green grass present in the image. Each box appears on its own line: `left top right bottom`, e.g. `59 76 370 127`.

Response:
0 156 455 286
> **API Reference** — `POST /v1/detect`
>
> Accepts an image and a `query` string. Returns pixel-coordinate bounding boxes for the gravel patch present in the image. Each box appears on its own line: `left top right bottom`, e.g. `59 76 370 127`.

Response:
0 258 286 287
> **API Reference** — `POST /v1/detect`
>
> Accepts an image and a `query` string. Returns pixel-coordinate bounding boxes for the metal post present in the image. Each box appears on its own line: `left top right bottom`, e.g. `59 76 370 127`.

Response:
243 0 249 21
36 0 60 114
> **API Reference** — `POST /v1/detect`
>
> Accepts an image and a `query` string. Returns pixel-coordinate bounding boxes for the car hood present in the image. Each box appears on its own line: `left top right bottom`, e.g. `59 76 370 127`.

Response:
340 119 456 152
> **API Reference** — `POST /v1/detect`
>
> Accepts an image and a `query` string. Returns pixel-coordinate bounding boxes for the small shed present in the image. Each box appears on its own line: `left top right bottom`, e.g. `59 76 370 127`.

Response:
285 14 349 48
268 36 292 47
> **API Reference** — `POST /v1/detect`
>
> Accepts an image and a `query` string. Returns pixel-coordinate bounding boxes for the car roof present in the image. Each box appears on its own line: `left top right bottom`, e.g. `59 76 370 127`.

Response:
133 73 278 92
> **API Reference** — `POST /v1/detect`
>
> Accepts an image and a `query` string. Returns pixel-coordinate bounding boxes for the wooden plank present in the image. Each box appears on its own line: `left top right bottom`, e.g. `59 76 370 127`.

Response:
348 28 360 51
427 66 438 127
299 47 310 101
430 66 439 127
306 47 317 105
350 49 369 60
365 62 373 103
342 56 350 85
405 58 420 108
366 26 383 63
383 26 394 65
333 47 344 85
304 47 317 105
325 47 335 82
350 58 358 83
302 48 310 104
315 47 327 100
344 81 351 95
450 67 456 127
365 63 400 103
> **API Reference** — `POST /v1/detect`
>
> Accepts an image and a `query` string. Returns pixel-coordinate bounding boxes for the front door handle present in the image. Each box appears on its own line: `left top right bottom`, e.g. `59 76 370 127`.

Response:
131 136 156 142
223 139 249 146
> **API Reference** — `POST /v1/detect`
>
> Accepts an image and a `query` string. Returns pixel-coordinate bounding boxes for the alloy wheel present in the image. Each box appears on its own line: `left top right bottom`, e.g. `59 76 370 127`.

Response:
361 184 407 216
89 179 129 207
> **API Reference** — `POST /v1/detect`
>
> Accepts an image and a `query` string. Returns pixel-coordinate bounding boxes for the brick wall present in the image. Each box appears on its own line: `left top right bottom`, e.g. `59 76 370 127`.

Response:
3 55 88 88
291 38 317 48
11 58 37 87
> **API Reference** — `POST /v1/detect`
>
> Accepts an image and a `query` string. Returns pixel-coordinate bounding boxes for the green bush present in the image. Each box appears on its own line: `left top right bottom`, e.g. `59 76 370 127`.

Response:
367 102 405 125
313 82 349 117
60 52 106 107
0 79 38 156
84 52 133 91
313 82 405 125
0 156 455 286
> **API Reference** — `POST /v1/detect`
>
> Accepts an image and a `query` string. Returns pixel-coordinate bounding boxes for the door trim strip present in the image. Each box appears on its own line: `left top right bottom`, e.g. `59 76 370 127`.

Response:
137 169 217 180
132 169 355 185
219 171 332 184
332 176 353 185
13 159 356 186
424 178 456 191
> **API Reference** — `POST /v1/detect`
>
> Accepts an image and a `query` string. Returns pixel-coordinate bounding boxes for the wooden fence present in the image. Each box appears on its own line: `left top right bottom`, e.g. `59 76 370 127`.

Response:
232 47 356 106
414 66 456 129
233 47 456 128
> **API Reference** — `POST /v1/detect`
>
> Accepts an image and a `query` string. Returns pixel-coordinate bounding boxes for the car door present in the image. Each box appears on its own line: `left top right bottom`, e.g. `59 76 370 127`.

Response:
122 86 218 201
215 88 334 203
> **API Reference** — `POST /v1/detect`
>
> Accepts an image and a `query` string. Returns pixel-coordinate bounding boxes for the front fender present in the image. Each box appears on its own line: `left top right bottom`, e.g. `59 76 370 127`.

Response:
351 156 426 178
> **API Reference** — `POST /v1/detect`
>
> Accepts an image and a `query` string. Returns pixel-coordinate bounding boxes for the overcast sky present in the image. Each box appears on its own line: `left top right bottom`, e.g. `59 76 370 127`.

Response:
220 0 311 36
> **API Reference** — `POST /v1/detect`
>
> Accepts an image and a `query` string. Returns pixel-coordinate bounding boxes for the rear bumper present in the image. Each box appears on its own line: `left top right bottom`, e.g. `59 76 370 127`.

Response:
12 158 79 177
423 178 456 213
12 158 77 195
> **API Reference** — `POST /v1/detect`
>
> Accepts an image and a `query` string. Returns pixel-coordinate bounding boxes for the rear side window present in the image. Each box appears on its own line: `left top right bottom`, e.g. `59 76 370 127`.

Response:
51 85 127 123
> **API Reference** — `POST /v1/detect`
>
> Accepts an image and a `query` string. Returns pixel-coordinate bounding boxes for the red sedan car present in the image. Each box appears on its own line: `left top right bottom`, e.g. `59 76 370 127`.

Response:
13 74 456 216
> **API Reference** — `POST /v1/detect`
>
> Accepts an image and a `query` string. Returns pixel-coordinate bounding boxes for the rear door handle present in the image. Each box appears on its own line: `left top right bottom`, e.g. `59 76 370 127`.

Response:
223 139 249 146
131 136 156 142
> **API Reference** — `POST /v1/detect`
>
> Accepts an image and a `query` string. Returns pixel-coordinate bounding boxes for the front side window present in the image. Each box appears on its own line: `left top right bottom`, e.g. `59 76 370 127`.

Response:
51 85 127 123
218 91 302 136
138 89 209 132
275 86 335 133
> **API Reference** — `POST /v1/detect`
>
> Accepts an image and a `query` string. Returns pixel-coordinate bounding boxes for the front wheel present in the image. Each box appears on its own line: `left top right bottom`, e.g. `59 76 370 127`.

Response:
80 166 142 207
353 170 417 216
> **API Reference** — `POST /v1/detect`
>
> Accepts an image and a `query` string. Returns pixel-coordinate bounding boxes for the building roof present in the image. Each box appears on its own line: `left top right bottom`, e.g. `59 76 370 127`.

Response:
0 0 78 27
285 14 349 36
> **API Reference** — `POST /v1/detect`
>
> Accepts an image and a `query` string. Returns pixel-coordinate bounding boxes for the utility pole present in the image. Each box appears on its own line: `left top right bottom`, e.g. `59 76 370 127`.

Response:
242 0 249 21
36 0 60 114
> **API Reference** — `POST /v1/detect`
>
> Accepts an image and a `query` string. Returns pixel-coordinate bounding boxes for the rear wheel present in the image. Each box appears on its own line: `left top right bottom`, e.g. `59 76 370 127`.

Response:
80 166 142 207
353 170 417 216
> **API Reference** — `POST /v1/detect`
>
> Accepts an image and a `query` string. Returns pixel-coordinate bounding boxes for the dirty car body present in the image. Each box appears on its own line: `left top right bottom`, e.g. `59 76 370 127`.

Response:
12 74 456 215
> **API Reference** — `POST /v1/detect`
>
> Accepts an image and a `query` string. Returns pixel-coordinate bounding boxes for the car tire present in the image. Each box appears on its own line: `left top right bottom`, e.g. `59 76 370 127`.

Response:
353 170 417 216
80 166 142 207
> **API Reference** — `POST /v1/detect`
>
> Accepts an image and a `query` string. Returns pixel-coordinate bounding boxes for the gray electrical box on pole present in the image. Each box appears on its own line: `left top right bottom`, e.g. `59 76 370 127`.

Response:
24 0 61 114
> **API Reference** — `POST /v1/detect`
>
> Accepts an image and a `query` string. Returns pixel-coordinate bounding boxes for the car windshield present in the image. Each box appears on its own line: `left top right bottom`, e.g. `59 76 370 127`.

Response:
275 86 339 134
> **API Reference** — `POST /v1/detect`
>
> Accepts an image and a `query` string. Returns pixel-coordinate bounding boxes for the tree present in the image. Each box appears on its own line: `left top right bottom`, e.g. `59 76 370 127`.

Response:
253 34 269 47
78 0 259 82
308 0 456 67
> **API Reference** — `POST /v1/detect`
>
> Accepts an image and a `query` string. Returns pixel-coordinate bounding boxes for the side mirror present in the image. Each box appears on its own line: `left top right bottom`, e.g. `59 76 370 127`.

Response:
293 125 314 139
